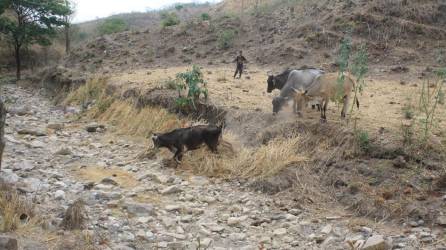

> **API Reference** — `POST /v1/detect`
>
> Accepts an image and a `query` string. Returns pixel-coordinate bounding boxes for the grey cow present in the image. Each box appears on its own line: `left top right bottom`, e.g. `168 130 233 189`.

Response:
272 69 324 115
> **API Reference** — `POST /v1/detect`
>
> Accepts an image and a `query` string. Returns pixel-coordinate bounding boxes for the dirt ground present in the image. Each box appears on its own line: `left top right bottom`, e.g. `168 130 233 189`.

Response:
108 65 446 142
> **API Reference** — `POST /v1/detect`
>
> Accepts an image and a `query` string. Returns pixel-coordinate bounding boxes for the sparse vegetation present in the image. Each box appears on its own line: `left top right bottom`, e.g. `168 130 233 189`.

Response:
417 69 445 144
0 182 35 232
355 130 370 153
161 12 180 27
218 29 237 49
201 13 211 21
98 18 128 35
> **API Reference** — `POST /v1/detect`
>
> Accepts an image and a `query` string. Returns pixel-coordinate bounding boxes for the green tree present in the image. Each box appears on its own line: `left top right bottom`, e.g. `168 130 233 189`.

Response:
0 0 72 80
97 18 128 35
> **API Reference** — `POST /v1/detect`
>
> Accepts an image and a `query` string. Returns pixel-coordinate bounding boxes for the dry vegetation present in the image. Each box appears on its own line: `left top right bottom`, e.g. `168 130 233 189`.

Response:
0 181 37 233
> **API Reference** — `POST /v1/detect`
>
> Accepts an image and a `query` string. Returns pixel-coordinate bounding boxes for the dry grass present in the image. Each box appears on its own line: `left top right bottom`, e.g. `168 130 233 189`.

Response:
64 77 108 105
97 100 186 137
183 132 308 179
61 199 87 230
0 182 36 232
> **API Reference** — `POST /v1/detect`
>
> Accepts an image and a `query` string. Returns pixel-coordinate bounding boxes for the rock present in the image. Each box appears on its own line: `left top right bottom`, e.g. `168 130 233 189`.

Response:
321 224 332 235
54 190 66 200
227 216 247 226
55 148 72 156
123 201 155 216
393 156 407 168
189 176 210 185
229 233 246 241
17 128 47 136
14 160 34 171
47 123 64 130
100 177 119 186
85 123 105 133
0 169 20 184
0 235 18 250
165 205 182 212
362 235 387 250
437 216 446 226
273 228 287 236
201 238 213 247
361 227 373 235
19 177 43 193
159 185 182 195
29 140 45 148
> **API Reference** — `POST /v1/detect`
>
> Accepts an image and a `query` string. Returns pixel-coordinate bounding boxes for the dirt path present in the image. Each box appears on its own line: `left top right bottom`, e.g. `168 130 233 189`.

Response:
0 84 436 249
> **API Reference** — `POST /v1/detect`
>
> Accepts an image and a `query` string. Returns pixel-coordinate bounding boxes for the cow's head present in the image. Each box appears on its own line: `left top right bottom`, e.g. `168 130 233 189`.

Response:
152 133 161 148
272 96 287 114
267 72 275 93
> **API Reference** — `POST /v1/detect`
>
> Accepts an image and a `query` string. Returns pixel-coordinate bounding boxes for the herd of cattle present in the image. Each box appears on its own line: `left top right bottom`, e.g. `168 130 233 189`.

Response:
152 68 359 163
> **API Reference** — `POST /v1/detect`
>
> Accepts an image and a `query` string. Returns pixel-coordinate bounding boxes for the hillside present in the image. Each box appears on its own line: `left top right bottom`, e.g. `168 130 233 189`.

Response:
63 0 446 75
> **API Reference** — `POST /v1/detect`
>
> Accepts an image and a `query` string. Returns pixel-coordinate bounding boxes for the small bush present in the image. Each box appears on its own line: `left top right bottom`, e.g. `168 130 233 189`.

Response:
201 13 210 21
161 12 180 27
98 18 128 35
218 29 236 49
356 130 370 153
402 102 414 119
175 65 208 109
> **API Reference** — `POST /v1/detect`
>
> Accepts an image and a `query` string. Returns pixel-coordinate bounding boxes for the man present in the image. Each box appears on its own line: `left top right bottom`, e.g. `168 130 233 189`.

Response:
233 50 247 79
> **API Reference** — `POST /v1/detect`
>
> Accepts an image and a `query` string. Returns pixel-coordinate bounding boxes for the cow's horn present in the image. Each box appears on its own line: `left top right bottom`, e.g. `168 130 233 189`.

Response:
267 71 273 76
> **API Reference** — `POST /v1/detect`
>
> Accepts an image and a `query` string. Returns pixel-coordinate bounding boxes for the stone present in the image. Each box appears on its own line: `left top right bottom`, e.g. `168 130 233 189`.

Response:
0 235 18 250
165 205 182 212
54 190 66 200
229 233 246 241
437 216 446 226
362 235 387 250
100 177 119 186
160 185 182 195
393 156 407 168
227 216 246 226
273 228 287 236
201 238 213 247
14 160 34 171
0 170 20 184
85 123 105 133
189 176 210 185
20 177 42 192
29 140 45 148
123 202 155 216
321 224 332 235
55 148 72 156
47 123 64 130
17 128 47 136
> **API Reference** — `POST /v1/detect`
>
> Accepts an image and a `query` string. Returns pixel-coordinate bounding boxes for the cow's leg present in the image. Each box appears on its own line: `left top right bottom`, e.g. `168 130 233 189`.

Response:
205 136 219 153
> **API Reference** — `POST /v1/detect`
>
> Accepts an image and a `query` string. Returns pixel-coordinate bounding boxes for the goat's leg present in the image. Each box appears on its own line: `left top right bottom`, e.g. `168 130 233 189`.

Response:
173 146 183 164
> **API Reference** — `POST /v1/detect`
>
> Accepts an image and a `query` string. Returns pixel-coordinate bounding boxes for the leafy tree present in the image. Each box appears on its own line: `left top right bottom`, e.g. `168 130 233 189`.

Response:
63 0 75 53
97 18 128 35
0 0 72 80
201 13 210 21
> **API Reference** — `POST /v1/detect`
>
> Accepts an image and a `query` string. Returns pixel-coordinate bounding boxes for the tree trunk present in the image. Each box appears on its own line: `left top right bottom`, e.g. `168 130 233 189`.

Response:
65 24 70 54
15 45 21 80
0 98 5 171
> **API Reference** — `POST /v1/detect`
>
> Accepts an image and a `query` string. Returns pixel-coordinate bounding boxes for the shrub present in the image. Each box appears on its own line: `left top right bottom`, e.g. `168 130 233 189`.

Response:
161 12 180 27
218 29 236 49
356 130 370 153
98 18 128 35
175 65 208 109
201 13 210 21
